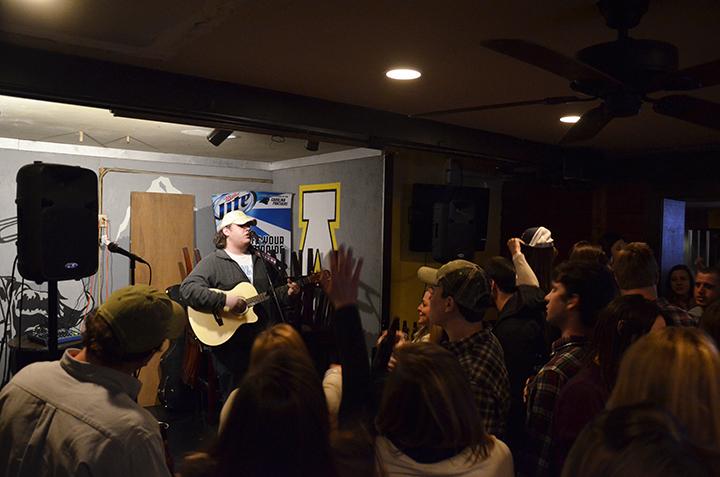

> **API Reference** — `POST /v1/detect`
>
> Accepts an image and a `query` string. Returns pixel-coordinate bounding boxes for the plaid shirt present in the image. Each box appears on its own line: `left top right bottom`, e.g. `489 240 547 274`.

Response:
656 298 699 327
524 336 589 477
443 328 510 437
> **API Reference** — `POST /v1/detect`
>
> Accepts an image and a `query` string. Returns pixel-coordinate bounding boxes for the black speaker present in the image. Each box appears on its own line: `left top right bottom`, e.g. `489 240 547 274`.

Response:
16 162 99 282
432 200 476 263
409 184 489 253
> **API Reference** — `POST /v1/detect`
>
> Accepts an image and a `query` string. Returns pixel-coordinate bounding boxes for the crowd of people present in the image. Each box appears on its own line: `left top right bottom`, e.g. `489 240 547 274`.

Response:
1 220 720 477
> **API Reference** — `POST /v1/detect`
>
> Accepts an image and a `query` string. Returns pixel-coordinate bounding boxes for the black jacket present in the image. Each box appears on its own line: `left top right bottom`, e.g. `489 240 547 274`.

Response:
492 285 548 448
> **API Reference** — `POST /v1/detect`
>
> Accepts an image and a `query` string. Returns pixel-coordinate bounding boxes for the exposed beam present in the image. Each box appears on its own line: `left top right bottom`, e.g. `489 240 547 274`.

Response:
0 42 560 163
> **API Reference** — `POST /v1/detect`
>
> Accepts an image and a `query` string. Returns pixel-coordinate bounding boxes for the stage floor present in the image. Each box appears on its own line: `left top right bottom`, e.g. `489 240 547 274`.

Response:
147 405 218 468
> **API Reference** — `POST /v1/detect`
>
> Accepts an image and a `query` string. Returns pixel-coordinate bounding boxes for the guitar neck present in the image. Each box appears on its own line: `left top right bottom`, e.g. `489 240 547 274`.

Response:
246 292 269 307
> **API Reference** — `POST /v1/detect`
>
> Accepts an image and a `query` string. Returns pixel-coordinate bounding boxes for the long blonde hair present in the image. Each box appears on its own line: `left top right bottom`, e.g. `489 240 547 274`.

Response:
608 327 720 450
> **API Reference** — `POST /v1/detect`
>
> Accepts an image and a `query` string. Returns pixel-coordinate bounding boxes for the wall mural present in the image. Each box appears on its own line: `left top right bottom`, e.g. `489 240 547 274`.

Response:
0 277 90 334
112 176 183 242
0 175 184 339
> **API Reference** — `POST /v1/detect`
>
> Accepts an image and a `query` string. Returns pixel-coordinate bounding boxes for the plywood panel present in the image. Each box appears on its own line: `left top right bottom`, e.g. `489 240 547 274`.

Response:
131 191 195 406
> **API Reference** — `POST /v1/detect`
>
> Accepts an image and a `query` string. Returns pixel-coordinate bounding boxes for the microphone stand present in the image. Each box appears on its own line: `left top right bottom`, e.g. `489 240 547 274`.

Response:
264 261 286 324
258 251 287 324
129 257 136 285
107 242 150 286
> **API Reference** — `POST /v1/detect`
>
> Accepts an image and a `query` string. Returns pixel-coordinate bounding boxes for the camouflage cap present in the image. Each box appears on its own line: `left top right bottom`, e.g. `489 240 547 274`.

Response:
417 259 491 313
96 284 186 354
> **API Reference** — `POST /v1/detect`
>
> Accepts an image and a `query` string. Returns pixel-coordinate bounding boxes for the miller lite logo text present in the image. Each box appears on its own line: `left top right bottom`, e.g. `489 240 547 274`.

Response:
213 191 256 221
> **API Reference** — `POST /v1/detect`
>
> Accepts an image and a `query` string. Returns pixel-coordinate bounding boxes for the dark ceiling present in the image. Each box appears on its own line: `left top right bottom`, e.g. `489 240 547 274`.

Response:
0 0 718 153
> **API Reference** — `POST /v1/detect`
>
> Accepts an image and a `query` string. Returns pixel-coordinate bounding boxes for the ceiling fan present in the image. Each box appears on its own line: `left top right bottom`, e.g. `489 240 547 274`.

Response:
414 0 720 144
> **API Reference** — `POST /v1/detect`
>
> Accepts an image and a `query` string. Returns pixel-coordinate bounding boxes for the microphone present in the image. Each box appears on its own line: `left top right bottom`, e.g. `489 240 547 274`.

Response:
249 231 287 270
107 242 149 265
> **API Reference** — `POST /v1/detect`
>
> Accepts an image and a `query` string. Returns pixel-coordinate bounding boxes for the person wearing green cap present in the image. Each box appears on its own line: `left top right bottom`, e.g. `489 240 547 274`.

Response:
0 284 185 477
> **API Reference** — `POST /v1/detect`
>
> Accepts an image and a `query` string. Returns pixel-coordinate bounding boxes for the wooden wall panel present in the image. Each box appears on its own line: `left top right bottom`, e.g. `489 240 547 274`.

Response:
500 181 594 261
130 192 195 406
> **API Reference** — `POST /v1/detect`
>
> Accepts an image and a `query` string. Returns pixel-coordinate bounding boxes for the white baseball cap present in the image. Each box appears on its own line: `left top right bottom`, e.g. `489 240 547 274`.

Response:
217 210 257 231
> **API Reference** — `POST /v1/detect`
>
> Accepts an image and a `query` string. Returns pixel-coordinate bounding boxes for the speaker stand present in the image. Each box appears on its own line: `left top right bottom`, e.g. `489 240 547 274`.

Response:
47 280 58 356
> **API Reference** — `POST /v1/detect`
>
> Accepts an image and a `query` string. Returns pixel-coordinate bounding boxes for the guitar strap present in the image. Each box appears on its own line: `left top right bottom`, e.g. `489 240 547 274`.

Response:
212 312 224 326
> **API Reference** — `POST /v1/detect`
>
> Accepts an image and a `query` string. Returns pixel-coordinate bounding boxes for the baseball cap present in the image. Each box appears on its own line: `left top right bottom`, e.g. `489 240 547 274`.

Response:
217 210 257 232
521 226 554 248
417 259 491 313
96 284 186 354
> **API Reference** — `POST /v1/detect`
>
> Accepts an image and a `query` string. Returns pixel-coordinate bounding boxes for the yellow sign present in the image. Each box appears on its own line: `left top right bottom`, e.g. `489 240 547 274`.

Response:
298 183 341 270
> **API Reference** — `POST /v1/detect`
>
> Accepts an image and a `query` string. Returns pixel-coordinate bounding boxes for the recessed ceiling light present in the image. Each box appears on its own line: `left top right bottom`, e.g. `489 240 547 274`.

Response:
560 115 581 124
386 68 422 80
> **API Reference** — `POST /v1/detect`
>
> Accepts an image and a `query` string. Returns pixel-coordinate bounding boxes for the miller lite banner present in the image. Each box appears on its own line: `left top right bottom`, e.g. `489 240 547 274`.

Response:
212 190 293 266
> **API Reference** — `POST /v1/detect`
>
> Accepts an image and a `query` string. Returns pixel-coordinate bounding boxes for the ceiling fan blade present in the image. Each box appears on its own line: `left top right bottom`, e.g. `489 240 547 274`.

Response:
559 105 613 144
655 59 720 92
674 59 720 89
481 39 622 84
412 96 595 118
653 95 720 130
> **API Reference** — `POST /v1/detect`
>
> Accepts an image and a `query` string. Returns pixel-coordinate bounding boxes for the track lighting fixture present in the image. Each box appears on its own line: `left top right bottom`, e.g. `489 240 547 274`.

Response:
207 129 234 146
305 139 319 152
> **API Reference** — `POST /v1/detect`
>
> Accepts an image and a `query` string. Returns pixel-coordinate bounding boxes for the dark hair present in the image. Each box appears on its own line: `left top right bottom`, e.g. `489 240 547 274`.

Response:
562 403 710 477
81 311 157 366
376 343 494 463
613 242 659 290
665 264 695 305
599 232 625 259
208 348 335 477
438 268 491 323
213 229 228 249
592 295 662 391
697 265 720 281
700 300 720 347
484 256 517 293
439 285 488 323
569 241 609 266
331 425 378 477
553 260 617 329
521 244 556 294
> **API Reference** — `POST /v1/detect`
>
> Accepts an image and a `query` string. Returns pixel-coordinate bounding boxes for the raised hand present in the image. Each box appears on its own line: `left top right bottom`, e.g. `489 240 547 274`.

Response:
507 237 523 257
321 246 363 309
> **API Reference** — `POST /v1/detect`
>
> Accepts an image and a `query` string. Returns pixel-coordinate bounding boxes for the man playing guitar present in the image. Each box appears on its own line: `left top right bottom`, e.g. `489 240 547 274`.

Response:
180 210 299 401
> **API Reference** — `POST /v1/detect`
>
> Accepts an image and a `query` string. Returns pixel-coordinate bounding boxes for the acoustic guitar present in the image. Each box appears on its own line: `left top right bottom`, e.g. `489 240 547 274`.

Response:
188 273 322 346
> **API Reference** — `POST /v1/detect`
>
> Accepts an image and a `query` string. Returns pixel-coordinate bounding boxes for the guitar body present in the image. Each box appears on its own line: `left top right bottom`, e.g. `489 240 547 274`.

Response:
187 282 260 346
